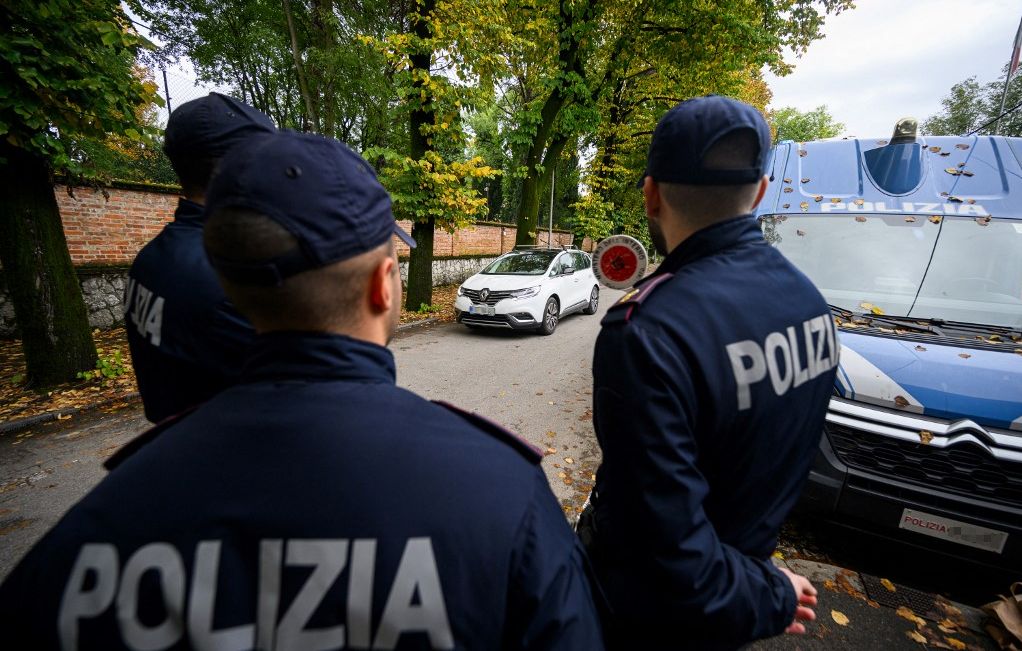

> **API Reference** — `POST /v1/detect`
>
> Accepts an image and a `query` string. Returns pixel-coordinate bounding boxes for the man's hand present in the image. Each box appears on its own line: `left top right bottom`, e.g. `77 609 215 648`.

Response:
778 567 817 634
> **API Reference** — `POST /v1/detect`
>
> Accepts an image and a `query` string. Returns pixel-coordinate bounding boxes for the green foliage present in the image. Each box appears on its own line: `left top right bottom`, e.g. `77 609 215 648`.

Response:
76 348 127 383
415 303 442 315
0 0 163 174
923 65 1022 137
770 105 845 142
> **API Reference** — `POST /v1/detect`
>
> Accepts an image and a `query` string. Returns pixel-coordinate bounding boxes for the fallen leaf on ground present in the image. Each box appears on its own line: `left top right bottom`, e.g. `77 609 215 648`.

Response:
907 630 927 644
831 610 849 626
823 579 837 591
896 606 927 627
880 578 896 592
946 637 966 650
564 457 574 464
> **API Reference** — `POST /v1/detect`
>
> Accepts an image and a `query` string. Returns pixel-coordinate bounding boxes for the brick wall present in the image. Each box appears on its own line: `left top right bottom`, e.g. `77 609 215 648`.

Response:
56 183 179 265
54 181 587 266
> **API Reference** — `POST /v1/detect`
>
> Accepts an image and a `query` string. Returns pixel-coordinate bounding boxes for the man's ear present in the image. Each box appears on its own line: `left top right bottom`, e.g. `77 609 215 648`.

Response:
643 176 661 217
750 175 769 210
368 254 395 314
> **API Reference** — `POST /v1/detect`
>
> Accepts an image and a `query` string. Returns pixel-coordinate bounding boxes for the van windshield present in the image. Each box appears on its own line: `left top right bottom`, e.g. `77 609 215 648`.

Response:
761 214 1022 329
480 251 558 275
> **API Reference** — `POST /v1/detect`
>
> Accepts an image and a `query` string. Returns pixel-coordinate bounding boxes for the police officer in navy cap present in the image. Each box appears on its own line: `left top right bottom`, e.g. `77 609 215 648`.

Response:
582 96 838 649
0 131 605 650
124 92 276 423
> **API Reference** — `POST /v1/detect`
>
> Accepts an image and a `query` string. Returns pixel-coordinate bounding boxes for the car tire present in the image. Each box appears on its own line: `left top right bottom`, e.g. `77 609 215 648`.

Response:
582 285 599 315
539 297 559 335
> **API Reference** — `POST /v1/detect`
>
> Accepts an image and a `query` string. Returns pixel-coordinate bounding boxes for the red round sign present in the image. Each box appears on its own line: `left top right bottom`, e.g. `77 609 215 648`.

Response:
592 235 648 289
599 245 638 283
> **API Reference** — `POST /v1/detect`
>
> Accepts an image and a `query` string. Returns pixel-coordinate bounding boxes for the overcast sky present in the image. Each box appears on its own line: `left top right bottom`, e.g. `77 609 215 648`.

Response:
763 0 1021 138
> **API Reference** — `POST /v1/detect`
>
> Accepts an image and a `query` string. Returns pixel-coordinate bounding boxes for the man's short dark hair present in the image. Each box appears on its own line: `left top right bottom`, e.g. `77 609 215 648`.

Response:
204 207 389 331
659 130 763 220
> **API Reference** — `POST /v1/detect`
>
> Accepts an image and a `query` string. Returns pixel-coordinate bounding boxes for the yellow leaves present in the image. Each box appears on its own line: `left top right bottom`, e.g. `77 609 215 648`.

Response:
880 578 896 592
894 395 910 408
896 606 926 627
831 610 849 626
906 630 927 644
919 430 933 445
859 301 884 315
929 215 942 224
946 638 966 650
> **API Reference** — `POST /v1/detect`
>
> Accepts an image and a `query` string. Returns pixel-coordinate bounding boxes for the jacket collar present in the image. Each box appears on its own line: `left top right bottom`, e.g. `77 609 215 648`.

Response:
240 331 397 385
644 213 762 282
172 198 206 226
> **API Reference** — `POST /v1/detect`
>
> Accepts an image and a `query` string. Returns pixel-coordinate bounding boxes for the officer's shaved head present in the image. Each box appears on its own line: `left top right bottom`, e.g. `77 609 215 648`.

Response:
658 130 764 223
204 207 396 335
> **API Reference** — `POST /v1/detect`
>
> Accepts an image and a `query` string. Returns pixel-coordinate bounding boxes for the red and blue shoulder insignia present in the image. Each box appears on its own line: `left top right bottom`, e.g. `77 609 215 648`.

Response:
103 406 198 471
432 400 542 464
601 272 674 325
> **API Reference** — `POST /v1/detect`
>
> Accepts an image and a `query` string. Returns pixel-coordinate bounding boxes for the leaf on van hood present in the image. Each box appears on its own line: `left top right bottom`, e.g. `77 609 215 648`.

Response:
967 198 976 204
877 140 889 145
940 151 951 157
894 395 910 408
948 195 963 203
904 216 916 222
929 215 942 224
855 215 867 222
929 146 941 153
831 197 841 204
944 168 962 176
958 352 972 359
800 202 809 212
919 430 934 445
814 195 823 202
782 203 790 209
955 143 969 150
853 198 865 206
859 301 883 315
783 187 793 193
796 230 806 237
976 216 991 226
783 177 792 183
801 178 810 183
915 345 927 352
799 149 808 157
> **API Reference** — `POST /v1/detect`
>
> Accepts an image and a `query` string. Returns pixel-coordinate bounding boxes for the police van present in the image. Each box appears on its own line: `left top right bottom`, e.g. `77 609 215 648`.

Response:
757 120 1022 569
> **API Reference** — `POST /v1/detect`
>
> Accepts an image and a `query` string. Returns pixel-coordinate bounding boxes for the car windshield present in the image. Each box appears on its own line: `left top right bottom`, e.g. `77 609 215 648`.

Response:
761 214 1022 329
480 251 558 275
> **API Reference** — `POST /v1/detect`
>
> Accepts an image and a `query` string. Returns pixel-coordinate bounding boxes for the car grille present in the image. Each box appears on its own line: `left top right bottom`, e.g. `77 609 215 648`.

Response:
462 288 514 306
828 423 1022 509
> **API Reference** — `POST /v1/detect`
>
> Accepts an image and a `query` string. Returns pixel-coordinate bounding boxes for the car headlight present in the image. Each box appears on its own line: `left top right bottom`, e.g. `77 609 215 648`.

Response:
511 286 541 299
457 285 465 296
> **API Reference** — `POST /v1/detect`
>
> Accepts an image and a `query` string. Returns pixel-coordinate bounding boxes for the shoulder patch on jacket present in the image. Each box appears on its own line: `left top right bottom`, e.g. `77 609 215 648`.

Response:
601 272 674 325
433 400 542 463
103 406 198 471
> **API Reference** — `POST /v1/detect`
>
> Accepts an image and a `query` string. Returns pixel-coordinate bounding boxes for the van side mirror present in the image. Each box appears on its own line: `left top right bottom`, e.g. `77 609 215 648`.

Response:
562 266 575 275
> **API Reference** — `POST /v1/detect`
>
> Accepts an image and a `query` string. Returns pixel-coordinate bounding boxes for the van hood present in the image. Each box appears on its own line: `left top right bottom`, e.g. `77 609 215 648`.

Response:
836 331 1022 432
461 273 548 292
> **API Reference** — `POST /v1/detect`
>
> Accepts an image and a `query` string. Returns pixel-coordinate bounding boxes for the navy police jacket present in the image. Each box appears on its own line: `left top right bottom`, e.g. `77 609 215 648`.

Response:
125 198 254 423
0 333 604 650
590 215 838 650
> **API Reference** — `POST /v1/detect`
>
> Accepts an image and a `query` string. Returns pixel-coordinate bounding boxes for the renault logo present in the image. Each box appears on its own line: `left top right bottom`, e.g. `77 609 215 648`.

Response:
480 288 490 302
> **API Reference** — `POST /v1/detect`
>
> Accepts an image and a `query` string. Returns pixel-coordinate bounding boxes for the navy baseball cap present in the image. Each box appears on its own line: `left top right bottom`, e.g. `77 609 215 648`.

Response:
163 93 276 161
204 131 416 286
638 95 771 188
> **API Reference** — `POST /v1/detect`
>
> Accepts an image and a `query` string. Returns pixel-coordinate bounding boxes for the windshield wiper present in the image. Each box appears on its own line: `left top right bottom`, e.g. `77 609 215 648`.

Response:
828 304 944 335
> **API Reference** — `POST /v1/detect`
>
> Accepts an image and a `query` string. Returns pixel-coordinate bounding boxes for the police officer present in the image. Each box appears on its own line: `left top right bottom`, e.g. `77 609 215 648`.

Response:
0 131 604 650
584 96 838 649
125 92 276 423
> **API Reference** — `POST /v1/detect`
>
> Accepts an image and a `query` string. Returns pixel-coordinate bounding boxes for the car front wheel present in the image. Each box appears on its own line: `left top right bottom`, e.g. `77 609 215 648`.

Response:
582 285 599 315
539 297 559 335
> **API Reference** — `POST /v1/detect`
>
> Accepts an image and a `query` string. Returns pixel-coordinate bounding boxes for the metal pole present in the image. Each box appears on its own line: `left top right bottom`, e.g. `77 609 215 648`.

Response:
548 171 554 249
995 73 1010 135
161 66 173 115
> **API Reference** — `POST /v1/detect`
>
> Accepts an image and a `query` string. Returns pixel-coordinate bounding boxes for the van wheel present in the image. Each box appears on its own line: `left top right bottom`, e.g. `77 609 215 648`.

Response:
582 286 600 315
539 297 559 335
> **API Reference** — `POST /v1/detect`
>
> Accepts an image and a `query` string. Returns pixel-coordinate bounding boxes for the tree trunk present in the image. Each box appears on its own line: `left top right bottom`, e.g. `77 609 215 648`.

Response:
405 217 435 311
513 0 590 245
403 0 436 310
0 142 96 387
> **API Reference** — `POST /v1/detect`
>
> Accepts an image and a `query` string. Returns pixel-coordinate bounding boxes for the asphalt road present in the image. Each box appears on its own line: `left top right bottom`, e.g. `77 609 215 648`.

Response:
0 288 623 580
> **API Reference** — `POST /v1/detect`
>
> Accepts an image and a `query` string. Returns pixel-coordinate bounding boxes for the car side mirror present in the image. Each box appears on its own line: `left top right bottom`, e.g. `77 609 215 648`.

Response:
563 266 575 275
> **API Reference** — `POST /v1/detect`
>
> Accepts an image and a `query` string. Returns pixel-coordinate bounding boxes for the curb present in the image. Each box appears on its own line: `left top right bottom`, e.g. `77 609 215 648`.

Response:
0 392 141 436
396 317 440 331
772 557 989 635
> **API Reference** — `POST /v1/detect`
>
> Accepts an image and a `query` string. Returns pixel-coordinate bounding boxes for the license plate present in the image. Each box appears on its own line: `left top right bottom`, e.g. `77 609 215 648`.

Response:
469 305 495 316
899 508 1007 554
